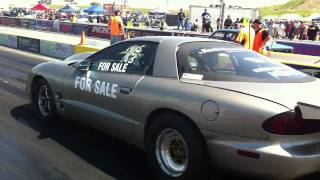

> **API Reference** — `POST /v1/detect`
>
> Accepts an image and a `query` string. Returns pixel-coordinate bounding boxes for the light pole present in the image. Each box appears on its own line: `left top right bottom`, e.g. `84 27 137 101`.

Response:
166 0 169 12
219 0 225 29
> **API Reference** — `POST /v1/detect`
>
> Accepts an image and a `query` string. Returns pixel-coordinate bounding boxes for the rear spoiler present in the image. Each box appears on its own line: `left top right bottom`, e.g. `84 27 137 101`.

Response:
297 102 320 120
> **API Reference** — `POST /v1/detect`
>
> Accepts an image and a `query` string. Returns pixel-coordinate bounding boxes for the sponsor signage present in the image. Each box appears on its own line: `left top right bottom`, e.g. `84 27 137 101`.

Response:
90 25 110 38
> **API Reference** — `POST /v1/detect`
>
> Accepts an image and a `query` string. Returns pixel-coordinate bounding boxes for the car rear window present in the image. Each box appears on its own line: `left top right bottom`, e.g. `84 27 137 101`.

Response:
177 42 315 83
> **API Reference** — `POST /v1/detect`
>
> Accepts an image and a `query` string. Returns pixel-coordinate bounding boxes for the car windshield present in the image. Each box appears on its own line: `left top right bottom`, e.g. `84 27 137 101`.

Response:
177 42 315 83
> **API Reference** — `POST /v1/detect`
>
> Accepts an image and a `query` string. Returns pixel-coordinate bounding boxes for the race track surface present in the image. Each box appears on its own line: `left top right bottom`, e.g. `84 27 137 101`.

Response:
0 46 318 180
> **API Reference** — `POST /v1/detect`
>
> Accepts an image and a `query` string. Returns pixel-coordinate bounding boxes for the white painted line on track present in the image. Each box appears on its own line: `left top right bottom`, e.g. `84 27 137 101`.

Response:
0 77 25 90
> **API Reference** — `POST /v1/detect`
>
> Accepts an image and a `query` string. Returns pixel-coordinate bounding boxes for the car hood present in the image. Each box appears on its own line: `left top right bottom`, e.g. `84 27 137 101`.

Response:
182 79 320 110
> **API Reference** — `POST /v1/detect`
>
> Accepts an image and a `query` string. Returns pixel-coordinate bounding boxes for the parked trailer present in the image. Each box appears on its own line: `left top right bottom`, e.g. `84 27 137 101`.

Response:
189 5 259 26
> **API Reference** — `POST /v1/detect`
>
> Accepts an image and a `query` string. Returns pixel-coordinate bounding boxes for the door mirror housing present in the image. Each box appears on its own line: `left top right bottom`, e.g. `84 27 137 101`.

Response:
73 60 90 72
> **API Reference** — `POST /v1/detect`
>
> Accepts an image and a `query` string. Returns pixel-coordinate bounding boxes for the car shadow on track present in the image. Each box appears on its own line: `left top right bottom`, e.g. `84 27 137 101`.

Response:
11 104 152 180
10 104 320 180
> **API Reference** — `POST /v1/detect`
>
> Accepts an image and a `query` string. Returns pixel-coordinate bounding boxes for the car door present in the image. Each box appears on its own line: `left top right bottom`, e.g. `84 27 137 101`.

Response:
62 41 158 140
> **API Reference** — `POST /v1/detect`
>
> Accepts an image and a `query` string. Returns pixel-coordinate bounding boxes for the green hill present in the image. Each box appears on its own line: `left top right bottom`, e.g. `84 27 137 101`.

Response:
260 0 320 17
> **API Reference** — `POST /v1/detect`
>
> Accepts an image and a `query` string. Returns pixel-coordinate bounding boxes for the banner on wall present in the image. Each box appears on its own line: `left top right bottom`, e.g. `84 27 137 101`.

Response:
17 36 40 53
71 24 91 35
89 25 109 38
59 22 73 33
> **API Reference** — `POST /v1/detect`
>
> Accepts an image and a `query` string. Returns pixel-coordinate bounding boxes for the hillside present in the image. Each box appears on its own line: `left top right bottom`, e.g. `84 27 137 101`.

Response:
260 0 320 17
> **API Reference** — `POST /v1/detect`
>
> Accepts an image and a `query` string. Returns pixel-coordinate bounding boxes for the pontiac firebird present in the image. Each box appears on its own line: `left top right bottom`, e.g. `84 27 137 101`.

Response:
27 37 320 180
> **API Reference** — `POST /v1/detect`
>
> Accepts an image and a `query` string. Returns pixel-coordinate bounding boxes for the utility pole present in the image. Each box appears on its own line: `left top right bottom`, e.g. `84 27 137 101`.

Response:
219 0 225 29
166 0 169 12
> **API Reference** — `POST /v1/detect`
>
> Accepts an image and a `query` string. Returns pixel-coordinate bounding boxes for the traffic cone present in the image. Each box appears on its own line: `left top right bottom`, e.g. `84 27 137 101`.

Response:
79 31 87 45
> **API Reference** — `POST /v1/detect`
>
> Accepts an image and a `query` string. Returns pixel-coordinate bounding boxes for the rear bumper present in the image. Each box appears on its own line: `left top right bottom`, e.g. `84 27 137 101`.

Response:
205 131 320 179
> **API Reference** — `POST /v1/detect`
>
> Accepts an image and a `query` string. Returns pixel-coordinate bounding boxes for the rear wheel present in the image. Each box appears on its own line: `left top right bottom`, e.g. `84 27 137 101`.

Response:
146 113 209 180
32 79 57 121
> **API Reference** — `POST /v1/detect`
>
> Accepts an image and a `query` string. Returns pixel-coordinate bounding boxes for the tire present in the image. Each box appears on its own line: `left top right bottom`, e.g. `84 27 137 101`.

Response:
32 79 57 121
146 113 209 180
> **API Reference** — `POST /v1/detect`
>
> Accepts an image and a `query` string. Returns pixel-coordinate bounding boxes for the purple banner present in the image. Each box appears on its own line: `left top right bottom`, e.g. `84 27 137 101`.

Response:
5 18 20 26
36 20 53 31
276 40 320 56
0 16 9 25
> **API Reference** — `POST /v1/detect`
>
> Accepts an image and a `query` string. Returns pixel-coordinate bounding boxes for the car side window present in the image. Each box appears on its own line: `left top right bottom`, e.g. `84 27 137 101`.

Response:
89 42 158 75
225 33 236 41
210 32 225 40
181 51 236 76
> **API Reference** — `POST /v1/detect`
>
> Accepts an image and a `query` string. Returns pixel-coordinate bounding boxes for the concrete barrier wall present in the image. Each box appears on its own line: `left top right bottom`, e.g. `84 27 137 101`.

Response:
40 41 75 59
0 33 17 48
0 32 96 59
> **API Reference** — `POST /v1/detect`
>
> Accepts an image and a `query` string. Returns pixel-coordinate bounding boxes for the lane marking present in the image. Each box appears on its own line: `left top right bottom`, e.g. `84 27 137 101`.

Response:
0 77 25 90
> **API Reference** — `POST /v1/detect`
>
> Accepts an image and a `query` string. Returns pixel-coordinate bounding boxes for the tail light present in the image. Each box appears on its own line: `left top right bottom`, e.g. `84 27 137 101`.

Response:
263 109 320 135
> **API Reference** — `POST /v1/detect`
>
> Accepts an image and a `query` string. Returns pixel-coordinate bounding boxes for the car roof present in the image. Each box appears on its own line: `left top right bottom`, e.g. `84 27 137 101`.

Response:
127 36 242 78
215 29 240 33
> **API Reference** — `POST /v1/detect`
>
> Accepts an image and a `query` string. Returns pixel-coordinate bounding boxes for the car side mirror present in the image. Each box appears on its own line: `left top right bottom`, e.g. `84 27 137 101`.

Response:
73 60 90 72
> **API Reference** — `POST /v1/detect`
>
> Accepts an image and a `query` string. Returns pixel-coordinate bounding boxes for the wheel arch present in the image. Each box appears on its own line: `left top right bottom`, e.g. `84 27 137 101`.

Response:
143 108 207 149
30 75 47 98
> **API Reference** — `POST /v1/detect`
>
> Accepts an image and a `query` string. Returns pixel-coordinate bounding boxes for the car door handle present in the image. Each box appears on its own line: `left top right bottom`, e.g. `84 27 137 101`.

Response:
120 86 132 94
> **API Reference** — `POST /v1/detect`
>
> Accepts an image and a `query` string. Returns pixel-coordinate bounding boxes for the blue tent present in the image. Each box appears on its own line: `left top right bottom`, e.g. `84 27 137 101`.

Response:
58 5 77 13
83 5 106 14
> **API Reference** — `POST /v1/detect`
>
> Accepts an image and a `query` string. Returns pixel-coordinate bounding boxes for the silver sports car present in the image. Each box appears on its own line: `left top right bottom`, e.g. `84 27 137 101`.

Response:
27 37 320 180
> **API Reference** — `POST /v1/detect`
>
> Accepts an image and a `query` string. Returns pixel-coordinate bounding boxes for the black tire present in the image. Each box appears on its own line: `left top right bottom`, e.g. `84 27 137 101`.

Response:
32 79 57 121
146 113 209 180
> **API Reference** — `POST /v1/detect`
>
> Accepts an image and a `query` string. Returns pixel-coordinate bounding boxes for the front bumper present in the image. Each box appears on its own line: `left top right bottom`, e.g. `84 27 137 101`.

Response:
204 131 320 179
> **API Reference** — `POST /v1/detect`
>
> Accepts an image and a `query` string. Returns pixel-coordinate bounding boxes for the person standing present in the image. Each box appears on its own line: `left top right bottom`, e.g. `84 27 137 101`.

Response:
307 21 319 41
216 17 222 30
235 19 255 50
267 19 274 37
252 19 271 54
288 21 297 40
108 10 126 45
234 18 240 29
177 8 185 30
224 15 232 29
298 21 308 40
201 9 213 32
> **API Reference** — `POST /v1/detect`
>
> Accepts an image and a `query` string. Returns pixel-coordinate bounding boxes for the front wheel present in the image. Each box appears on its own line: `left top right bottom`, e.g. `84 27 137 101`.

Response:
32 79 57 121
146 113 209 180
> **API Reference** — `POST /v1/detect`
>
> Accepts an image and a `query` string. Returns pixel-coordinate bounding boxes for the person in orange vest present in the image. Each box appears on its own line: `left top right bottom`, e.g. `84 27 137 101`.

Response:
252 19 271 54
108 10 126 45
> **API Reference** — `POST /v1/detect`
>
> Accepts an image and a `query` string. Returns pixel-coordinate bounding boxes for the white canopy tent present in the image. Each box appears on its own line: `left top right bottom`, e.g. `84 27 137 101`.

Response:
263 15 279 20
279 14 303 20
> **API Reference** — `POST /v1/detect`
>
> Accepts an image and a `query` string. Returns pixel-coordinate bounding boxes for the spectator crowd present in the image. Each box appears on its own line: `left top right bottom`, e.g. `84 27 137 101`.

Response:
176 8 320 41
